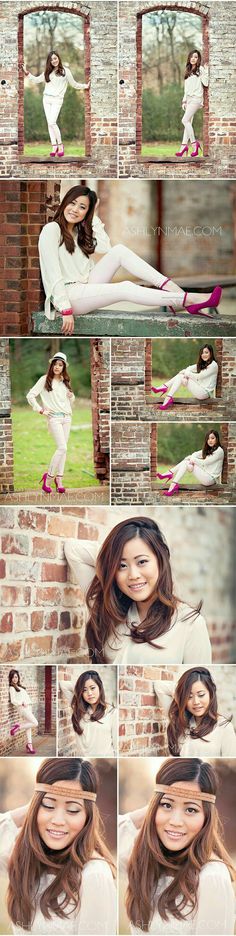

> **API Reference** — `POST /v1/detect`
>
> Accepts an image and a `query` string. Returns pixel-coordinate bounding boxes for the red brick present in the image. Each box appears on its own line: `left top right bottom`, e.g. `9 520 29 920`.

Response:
1 586 31 606
35 587 62 606
0 560 6 578
31 611 44 632
24 636 53 658
0 641 22 661
32 537 58 558
41 563 67 583
45 612 58 630
18 510 46 531
47 516 78 538
1 534 29 555
0 612 13 632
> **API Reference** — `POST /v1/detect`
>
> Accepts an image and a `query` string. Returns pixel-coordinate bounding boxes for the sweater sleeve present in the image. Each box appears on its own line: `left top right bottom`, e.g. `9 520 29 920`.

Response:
38 222 73 313
203 448 224 468
200 64 209 88
119 814 138 874
0 813 19 871
76 860 117 935
26 375 46 412
153 680 173 715
64 538 98 593
59 680 74 703
93 215 112 254
183 611 212 664
194 863 234 935
220 721 236 757
65 67 88 91
27 71 45 84
111 707 118 755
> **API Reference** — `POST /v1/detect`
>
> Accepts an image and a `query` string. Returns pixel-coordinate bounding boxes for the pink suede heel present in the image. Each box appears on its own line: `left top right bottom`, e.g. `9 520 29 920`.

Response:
151 384 168 395
10 723 20 736
26 743 36 754
57 145 64 157
40 473 53 493
175 145 188 156
159 396 174 410
164 483 180 496
54 477 66 494
191 140 202 157
156 470 173 481
50 147 58 157
183 285 222 317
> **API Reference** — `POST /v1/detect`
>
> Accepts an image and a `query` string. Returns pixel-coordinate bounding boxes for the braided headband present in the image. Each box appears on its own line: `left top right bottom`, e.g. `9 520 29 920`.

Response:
35 783 97 802
154 784 216 804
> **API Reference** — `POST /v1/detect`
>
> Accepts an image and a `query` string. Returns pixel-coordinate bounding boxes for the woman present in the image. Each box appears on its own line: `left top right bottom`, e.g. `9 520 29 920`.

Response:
157 430 224 497
26 351 75 493
60 670 117 756
38 184 222 337
119 758 235 935
64 516 211 665
152 345 218 411
0 757 116 935
153 667 236 756
22 51 89 156
176 50 208 157
9 670 38 755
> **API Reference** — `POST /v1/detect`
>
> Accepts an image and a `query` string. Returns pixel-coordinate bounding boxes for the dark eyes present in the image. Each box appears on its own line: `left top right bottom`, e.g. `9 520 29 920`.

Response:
161 802 199 814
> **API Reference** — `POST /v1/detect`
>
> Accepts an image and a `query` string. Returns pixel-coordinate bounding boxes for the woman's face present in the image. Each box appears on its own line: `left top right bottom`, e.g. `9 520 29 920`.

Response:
185 679 210 719
53 359 64 377
207 433 217 448
115 535 159 604
64 195 90 227
190 52 199 66
82 678 100 707
51 54 59 68
37 780 87 850
11 672 19 685
155 781 205 851
201 347 211 362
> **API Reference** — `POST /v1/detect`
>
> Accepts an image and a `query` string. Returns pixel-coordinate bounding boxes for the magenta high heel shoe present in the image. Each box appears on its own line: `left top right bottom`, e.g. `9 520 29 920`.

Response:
156 470 173 481
26 743 36 754
54 476 66 494
191 140 202 157
50 146 58 157
10 723 20 736
164 483 180 497
40 472 53 493
151 384 168 395
175 145 188 156
57 145 64 157
159 396 174 410
183 285 222 317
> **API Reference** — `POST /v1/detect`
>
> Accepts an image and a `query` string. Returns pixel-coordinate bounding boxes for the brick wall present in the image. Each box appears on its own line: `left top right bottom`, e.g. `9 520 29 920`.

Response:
119 0 236 178
58 663 117 755
111 338 236 422
0 0 117 179
0 663 56 754
0 339 14 495
1 505 235 663
119 663 236 755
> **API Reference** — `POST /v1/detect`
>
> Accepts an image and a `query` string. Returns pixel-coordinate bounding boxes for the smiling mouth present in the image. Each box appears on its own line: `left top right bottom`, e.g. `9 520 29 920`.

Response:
46 829 68 838
164 830 186 839
128 582 147 590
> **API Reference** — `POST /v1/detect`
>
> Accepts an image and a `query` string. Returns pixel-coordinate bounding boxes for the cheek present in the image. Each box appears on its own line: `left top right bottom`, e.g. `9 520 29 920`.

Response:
189 813 205 837
70 811 87 835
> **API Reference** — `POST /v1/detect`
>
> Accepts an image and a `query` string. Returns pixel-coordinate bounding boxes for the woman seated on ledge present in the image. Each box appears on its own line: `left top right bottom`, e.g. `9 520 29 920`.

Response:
156 429 224 497
152 345 218 410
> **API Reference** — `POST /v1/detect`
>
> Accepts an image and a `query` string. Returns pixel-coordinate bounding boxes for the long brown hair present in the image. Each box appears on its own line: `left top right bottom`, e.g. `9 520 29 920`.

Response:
7 757 115 929
8 669 26 693
44 51 65 82
167 667 232 755
126 758 235 931
196 345 216 373
53 185 98 256
71 670 108 735
45 358 72 393
86 517 202 663
202 429 221 459
184 49 202 79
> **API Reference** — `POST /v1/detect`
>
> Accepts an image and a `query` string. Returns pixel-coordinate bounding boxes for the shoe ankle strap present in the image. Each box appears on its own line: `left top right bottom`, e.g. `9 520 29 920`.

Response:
160 277 171 290
183 291 188 307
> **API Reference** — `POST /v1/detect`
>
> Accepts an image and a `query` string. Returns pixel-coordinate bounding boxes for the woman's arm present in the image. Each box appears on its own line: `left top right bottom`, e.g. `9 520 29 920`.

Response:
194 865 234 935
111 708 118 755
203 448 224 467
38 222 74 315
200 64 209 88
92 215 112 254
65 67 90 91
183 611 212 664
76 862 117 935
153 680 173 715
59 680 74 704
26 375 46 413
220 721 236 757
24 68 45 84
64 538 98 594
0 813 21 870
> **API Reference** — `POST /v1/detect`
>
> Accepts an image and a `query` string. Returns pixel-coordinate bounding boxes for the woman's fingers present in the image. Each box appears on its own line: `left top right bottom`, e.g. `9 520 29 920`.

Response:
61 315 75 336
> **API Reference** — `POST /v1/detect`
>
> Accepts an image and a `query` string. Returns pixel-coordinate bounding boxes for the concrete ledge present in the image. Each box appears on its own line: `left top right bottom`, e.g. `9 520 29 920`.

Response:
148 395 215 406
20 156 87 165
0 486 109 505
32 310 236 338
139 156 207 165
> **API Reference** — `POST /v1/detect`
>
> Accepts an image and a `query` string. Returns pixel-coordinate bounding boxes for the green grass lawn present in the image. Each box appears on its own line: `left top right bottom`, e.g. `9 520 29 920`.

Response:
24 140 85 157
141 141 202 157
12 400 99 491
155 461 195 486
151 375 192 399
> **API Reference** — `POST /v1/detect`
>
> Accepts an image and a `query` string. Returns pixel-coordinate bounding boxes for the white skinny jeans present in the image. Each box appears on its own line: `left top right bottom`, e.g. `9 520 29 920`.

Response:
66 244 185 316
166 370 209 401
47 415 71 478
16 705 38 745
43 96 62 145
171 457 215 486
182 98 202 144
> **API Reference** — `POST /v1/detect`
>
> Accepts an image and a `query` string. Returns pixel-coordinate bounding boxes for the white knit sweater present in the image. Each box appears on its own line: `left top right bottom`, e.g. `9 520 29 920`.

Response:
28 67 86 100
38 215 111 319
26 376 74 415
183 65 209 104
184 361 218 396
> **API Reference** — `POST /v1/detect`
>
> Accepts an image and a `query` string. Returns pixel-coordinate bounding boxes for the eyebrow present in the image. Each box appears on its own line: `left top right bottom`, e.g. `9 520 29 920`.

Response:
161 796 201 807
43 795 84 806
120 553 150 560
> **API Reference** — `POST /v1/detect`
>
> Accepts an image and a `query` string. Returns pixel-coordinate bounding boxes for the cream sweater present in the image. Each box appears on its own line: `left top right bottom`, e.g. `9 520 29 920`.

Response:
0 812 117 935
38 216 111 319
183 65 209 104
28 67 86 100
60 682 117 755
119 813 235 935
190 446 224 483
184 361 218 396
153 680 236 756
64 539 212 665
9 686 32 707
26 376 75 415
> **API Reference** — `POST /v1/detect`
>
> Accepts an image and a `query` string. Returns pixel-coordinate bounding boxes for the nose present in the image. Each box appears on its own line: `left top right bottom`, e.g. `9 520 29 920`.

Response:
128 564 142 580
169 808 184 828
51 807 66 826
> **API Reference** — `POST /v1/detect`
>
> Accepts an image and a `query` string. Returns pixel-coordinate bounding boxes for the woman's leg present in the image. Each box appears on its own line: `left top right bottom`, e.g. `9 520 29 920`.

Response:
43 98 62 145
18 706 38 746
167 459 214 492
164 373 209 401
47 417 71 479
182 100 202 145
55 417 71 482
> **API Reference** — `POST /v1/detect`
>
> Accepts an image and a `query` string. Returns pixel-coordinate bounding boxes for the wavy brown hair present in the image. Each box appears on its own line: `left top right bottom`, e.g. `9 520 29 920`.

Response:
45 358 72 393
202 429 221 459
167 667 232 755
86 517 202 663
7 757 115 930
184 49 202 79
126 758 235 931
53 185 98 256
71 670 108 735
8 669 26 693
45 51 65 82
196 345 216 373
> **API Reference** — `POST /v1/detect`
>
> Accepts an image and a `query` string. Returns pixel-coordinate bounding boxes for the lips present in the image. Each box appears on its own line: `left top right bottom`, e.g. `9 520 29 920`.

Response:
164 830 186 839
46 829 68 838
128 582 147 591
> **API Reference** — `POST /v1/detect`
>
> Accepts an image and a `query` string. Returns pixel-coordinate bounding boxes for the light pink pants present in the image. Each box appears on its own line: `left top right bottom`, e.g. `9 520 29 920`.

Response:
47 415 71 478
43 96 62 145
17 705 38 744
171 457 214 486
182 98 202 144
66 244 185 316
166 371 209 401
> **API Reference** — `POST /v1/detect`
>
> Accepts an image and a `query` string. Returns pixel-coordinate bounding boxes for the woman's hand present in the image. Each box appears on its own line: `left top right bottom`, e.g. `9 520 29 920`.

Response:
22 63 29 75
182 99 186 110
61 314 75 336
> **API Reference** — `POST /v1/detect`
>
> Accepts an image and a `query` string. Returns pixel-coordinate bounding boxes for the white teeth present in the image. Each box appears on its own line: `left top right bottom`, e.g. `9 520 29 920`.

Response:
165 831 185 837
